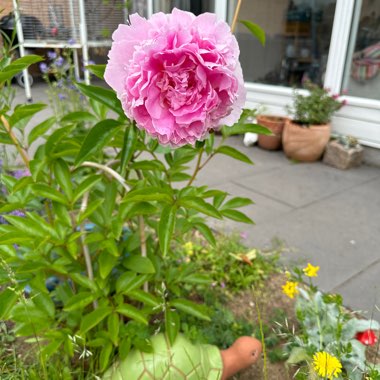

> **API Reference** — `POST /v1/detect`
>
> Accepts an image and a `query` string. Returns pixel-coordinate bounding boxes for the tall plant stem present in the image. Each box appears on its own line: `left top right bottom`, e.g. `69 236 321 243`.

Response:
79 192 97 309
1 115 30 169
139 216 148 292
230 0 243 33
187 147 204 186
81 161 148 292
254 292 268 380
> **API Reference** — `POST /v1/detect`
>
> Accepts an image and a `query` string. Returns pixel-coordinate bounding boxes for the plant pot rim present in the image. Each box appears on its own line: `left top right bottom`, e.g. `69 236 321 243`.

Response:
257 115 287 121
288 119 331 128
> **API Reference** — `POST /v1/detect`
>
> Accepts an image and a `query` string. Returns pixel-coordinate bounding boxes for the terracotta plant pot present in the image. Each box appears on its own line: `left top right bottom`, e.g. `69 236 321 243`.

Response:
282 119 331 162
257 115 286 150
221 336 262 379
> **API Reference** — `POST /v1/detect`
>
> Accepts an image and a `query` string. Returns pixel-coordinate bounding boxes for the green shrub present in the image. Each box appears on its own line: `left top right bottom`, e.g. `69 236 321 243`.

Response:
0 56 267 377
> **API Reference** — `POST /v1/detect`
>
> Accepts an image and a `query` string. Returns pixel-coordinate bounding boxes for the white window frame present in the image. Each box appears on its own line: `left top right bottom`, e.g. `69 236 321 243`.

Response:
147 0 380 147
227 0 380 148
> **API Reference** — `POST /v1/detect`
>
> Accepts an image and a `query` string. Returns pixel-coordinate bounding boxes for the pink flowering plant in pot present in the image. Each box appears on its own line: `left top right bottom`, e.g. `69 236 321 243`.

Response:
0 7 268 378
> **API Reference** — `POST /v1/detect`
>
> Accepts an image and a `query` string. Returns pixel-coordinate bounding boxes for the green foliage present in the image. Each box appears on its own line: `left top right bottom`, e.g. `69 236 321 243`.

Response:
337 135 360 149
287 81 345 125
279 266 380 380
239 20 266 46
173 233 280 294
0 58 264 377
181 300 254 349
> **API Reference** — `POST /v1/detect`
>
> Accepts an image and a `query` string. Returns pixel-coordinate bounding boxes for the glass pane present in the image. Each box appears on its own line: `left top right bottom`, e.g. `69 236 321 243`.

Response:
153 0 215 14
343 0 380 101
229 0 337 87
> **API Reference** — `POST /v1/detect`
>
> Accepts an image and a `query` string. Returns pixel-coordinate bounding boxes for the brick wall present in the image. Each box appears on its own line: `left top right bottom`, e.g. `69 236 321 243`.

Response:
1 0 14 47
1 0 13 17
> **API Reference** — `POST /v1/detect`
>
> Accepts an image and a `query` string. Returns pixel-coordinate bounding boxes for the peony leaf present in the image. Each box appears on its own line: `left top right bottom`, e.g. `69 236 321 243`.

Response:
215 145 253 164
170 298 211 321
64 292 97 311
75 119 123 166
239 20 266 46
0 288 18 319
86 64 106 79
123 256 156 274
127 289 160 308
158 205 177 256
0 55 43 82
220 209 255 224
75 83 125 117
60 111 97 124
221 196 254 209
193 222 216 247
122 187 173 204
80 307 112 334
165 308 180 345
120 124 137 174
28 116 56 145
116 304 148 325
222 123 271 136
179 196 222 219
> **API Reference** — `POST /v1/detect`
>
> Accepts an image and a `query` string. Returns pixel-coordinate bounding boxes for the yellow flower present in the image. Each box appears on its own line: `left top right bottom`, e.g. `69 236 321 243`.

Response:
282 281 299 299
183 241 194 256
303 263 320 277
313 351 342 379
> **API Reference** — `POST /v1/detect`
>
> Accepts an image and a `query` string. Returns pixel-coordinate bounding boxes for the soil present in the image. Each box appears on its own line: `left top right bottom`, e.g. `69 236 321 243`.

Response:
227 273 297 380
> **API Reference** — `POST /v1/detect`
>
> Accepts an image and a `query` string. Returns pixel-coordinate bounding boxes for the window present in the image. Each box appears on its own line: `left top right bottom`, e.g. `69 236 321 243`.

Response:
153 0 215 14
342 0 380 101
229 0 337 88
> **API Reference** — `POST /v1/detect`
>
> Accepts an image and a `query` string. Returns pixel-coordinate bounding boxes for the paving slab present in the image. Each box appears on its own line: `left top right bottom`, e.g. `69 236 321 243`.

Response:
234 161 380 208
206 181 293 227
333 259 380 321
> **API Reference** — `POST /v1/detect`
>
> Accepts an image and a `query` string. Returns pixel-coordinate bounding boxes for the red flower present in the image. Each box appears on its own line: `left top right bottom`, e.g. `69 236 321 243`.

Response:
355 329 378 346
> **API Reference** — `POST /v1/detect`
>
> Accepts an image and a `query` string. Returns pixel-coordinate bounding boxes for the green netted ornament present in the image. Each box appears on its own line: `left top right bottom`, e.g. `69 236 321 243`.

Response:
103 334 223 380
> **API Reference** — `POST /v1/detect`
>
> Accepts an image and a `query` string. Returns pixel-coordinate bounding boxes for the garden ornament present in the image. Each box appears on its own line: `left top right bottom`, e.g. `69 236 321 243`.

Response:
103 333 261 379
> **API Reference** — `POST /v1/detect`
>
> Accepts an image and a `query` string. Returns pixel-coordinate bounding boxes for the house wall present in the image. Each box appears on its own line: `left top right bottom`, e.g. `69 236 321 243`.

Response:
1 0 13 17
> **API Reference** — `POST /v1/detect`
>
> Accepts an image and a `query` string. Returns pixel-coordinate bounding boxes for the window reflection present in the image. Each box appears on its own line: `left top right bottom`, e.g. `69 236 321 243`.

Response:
343 0 380 101
229 0 336 87
153 0 214 14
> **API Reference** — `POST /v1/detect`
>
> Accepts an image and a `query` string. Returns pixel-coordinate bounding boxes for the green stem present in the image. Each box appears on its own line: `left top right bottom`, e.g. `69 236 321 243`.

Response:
254 292 268 380
1 115 30 169
315 301 323 350
151 150 172 186
187 146 204 186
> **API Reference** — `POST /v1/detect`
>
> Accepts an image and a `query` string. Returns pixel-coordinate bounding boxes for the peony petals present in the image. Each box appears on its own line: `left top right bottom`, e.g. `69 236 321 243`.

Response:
104 7 245 147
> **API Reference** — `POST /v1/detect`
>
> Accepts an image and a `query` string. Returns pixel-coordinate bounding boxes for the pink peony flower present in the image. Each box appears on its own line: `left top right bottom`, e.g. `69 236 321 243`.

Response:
104 8 246 147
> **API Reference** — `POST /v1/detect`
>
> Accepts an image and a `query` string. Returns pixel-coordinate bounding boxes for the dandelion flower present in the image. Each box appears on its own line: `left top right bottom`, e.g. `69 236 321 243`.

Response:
282 281 299 299
313 351 342 379
303 263 320 277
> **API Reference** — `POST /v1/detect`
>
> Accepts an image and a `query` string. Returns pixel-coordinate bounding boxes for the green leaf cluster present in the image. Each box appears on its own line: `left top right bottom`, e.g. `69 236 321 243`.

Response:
0 61 263 376
287 81 345 125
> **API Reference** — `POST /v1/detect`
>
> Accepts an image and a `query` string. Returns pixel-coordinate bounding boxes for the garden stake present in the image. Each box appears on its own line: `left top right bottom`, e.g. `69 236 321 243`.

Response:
230 0 243 33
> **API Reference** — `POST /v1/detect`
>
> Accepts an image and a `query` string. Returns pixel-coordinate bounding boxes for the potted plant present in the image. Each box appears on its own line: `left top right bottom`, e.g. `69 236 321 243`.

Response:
257 114 287 150
323 135 363 169
283 82 346 162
